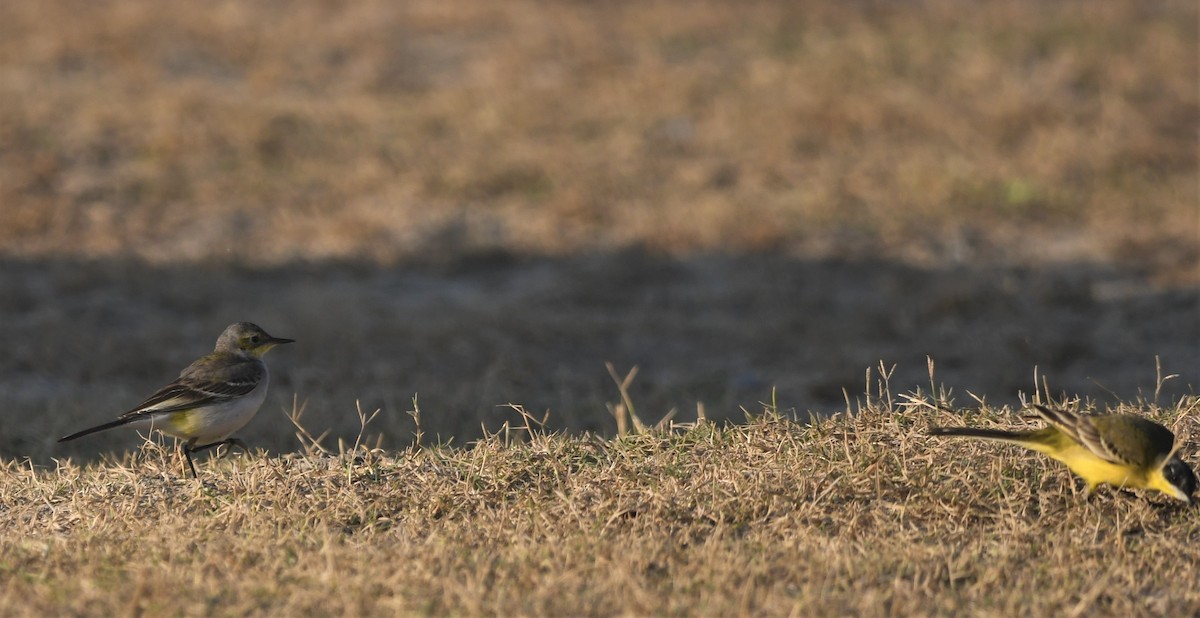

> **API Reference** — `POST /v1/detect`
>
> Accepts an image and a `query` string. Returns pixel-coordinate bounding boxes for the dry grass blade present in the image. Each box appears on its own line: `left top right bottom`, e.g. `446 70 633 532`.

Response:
606 362 644 436
286 394 333 456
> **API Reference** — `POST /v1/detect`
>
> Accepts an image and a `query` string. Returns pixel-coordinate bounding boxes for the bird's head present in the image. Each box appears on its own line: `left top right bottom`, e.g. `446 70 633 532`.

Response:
1161 456 1197 505
216 322 294 358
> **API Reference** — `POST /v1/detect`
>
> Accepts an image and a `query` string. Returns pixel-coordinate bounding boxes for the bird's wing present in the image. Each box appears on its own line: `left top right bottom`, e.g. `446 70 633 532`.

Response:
1030 405 1131 465
117 356 264 419
1072 416 1137 466
1089 415 1176 469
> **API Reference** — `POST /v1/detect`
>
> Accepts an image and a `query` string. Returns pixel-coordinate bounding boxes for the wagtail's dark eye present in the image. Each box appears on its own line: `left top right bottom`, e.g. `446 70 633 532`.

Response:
250 335 261 344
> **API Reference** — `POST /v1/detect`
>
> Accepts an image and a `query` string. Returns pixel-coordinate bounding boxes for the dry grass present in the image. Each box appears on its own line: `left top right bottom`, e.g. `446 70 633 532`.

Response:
3 394 1199 616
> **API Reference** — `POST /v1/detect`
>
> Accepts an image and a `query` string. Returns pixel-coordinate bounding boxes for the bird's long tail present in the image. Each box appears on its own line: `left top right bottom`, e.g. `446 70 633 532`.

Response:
58 418 133 443
927 426 1035 442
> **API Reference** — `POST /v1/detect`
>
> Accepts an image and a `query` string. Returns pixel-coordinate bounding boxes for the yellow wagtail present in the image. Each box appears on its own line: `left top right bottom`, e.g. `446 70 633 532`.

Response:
59 322 293 477
928 404 1196 504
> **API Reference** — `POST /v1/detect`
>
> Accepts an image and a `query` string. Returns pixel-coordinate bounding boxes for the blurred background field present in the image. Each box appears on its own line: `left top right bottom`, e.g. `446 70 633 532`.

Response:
0 0 1196 461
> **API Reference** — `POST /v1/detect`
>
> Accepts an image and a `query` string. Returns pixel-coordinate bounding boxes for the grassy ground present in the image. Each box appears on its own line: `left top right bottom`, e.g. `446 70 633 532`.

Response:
4 395 1199 616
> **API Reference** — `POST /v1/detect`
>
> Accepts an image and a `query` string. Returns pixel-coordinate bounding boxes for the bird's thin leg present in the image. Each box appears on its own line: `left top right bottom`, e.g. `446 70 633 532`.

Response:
190 438 250 460
191 438 245 455
189 441 225 455
182 439 199 478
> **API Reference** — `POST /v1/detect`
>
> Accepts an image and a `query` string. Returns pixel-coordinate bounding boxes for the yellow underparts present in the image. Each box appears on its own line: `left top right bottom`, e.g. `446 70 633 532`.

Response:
166 411 201 437
1043 443 1145 491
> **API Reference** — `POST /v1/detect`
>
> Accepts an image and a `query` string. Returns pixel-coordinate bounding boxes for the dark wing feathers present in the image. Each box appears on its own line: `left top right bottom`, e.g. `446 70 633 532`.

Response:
1030 405 1120 464
1030 404 1152 467
118 383 215 418
1091 415 1176 469
117 356 263 419
189 376 260 399
1075 416 1134 466
1029 405 1084 443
